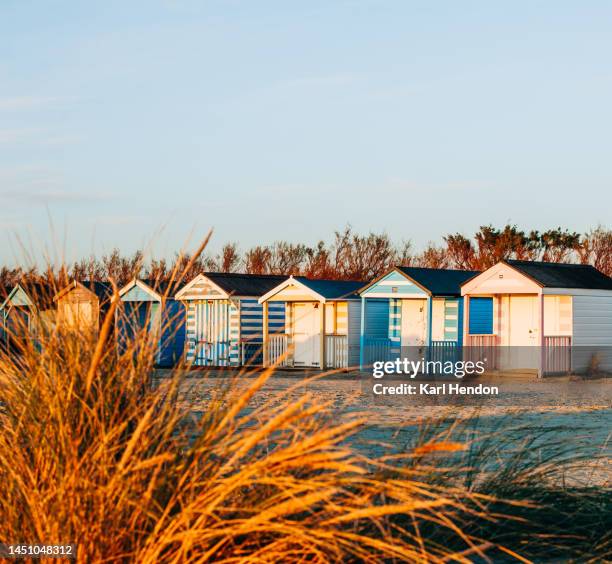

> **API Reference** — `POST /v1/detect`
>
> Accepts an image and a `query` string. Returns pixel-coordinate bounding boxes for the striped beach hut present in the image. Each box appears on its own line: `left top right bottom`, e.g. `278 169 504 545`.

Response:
117 278 186 367
358 267 479 368
0 281 56 352
175 273 287 367
461 260 612 376
54 280 113 331
258 276 364 370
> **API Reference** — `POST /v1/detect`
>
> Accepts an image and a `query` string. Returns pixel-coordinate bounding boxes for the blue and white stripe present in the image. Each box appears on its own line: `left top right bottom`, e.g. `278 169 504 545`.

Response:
389 298 401 356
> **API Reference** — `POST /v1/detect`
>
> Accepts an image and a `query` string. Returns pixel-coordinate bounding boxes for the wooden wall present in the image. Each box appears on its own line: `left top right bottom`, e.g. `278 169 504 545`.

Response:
57 287 100 329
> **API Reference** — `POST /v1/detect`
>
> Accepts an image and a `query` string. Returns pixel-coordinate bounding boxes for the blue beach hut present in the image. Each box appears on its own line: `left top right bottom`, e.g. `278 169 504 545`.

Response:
118 278 187 367
175 273 287 367
358 266 480 368
0 281 56 352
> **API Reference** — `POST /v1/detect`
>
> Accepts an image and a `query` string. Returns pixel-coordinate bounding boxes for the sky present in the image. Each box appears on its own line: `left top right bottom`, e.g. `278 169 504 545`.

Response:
1 0 611 266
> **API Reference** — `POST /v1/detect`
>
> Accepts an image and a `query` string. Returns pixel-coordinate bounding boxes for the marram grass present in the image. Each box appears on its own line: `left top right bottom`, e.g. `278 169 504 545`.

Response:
0 288 500 563
1 284 607 562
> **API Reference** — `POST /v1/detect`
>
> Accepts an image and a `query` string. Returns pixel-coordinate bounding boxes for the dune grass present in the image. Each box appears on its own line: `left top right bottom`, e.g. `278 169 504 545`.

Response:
0 289 514 563
0 281 609 562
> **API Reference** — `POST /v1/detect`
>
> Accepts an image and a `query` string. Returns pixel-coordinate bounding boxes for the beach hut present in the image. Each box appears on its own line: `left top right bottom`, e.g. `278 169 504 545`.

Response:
175 273 287 367
258 276 364 370
358 267 479 368
0 281 56 351
54 280 113 331
117 278 186 367
461 260 612 376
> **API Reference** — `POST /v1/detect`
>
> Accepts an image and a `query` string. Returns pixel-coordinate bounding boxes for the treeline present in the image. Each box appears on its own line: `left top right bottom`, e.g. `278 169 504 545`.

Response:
1 224 611 292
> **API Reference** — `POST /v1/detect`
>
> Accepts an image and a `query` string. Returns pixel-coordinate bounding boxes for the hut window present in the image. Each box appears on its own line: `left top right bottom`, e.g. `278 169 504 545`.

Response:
544 295 572 336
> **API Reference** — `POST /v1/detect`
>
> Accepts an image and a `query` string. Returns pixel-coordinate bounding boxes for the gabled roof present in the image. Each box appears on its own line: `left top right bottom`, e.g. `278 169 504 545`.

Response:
119 278 185 300
259 275 365 303
293 277 364 300
397 267 479 296
54 280 114 303
204 273 288 297
504 260 612 290
175 272 289 300
359 266 480 297
1 281 56 311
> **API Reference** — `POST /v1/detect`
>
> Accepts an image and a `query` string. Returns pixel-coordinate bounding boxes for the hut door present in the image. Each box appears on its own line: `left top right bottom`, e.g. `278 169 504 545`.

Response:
293 303 320 367
505 295 539 371
194 300 230 366
400 299 427 347
509 296 538 347
6 307 30 350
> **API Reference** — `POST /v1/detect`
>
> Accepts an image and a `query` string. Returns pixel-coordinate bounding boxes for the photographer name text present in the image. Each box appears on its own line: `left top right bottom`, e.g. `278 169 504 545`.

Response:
372 382 499 396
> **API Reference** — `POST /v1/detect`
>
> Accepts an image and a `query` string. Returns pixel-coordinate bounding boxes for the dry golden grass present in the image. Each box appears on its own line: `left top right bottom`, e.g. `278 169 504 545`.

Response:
0 287 514 563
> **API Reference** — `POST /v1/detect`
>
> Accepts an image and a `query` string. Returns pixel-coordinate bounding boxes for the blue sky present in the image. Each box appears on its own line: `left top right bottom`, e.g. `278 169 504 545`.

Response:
1 0 611 265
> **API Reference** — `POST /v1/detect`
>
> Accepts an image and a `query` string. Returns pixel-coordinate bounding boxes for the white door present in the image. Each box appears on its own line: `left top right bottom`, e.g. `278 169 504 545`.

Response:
509 296 539 346
293 303 320 366
401 300 427 347
506 295 539 370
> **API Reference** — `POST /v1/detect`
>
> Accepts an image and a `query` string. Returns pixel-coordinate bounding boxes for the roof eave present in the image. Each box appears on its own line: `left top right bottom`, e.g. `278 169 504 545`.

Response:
500 260 546 288
358 267 433 296
175 274 230 300
258 276 327 304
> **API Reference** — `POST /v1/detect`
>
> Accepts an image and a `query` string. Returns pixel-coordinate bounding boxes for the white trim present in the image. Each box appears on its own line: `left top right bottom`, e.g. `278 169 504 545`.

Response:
175 273 229 300
119 278 162 301
0 285 22 311
464 287 612 298
364 291 428 299
54 280 98 302
258 276 326 304
377 280 414 286
461 262 542 296
542 287 612 297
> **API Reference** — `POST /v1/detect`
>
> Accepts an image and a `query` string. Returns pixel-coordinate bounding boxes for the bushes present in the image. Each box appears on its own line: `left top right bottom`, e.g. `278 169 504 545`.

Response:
2 224 611 292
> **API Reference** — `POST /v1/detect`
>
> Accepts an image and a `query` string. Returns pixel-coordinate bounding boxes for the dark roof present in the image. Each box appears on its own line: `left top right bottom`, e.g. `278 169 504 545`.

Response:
2 281 57 310
0 285 11 301
294 277 365 300
506 260 612 290
396 267 481 296
22 281 57 309
78 281 113 301
206 272 289 297
137 278 185 297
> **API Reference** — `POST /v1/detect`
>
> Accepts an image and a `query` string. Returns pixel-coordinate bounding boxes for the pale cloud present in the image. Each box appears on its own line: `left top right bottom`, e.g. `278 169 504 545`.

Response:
0 127 79 147
214 73 360 110
0 166 113 206
0 216 27 230
0 188 114 204
0 128 38 144
91 214 145 225
0 96 76 111
0 164 64 189
279 73 358 89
